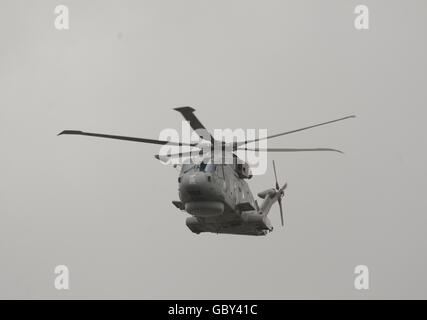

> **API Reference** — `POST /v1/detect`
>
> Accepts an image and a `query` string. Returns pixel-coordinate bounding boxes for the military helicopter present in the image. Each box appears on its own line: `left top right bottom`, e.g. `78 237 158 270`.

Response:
59 107 355 236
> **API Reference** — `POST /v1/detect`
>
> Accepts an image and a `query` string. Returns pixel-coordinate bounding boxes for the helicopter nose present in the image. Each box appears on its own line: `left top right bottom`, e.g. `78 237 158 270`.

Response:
179 172 217 201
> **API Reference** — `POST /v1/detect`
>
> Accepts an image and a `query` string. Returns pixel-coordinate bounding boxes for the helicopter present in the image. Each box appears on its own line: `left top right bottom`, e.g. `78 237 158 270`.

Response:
59 107 355 236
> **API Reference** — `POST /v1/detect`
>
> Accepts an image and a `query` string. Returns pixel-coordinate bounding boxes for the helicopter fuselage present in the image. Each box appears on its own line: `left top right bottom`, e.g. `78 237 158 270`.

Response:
176 163 274 236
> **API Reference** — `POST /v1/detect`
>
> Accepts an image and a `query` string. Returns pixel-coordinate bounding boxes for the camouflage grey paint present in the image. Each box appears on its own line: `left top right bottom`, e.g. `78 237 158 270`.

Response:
177 162 282 236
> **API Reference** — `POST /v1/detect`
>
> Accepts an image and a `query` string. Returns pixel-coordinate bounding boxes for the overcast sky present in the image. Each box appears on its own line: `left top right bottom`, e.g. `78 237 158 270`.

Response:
1 0 427 299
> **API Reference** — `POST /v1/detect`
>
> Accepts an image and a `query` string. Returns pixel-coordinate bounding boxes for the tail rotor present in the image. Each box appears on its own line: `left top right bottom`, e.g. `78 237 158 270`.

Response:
272 160 287 227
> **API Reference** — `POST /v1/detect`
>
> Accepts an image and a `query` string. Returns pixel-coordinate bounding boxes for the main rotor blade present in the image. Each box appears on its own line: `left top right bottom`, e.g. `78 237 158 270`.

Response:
236 115 356 147
239 147 344 153
278 198 284 227
174 107 217 144
154 149 206 160
58 130 198 147
272 160 279 190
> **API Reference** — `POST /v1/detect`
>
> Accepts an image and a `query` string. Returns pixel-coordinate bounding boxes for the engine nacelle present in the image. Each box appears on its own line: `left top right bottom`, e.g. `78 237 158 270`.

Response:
236 163 253 179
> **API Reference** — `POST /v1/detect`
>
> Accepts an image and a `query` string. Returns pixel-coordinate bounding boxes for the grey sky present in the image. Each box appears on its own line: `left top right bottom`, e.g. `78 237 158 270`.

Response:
1 0 427 299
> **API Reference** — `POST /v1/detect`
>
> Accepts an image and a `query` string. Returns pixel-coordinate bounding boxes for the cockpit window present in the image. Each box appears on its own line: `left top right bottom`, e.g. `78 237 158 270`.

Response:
180 163 216 174
181 164 196 174
203 164 216 172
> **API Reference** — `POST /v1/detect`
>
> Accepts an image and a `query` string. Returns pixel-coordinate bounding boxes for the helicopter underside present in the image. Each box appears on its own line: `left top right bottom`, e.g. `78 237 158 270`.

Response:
187 220 270 236
185 205 272 236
